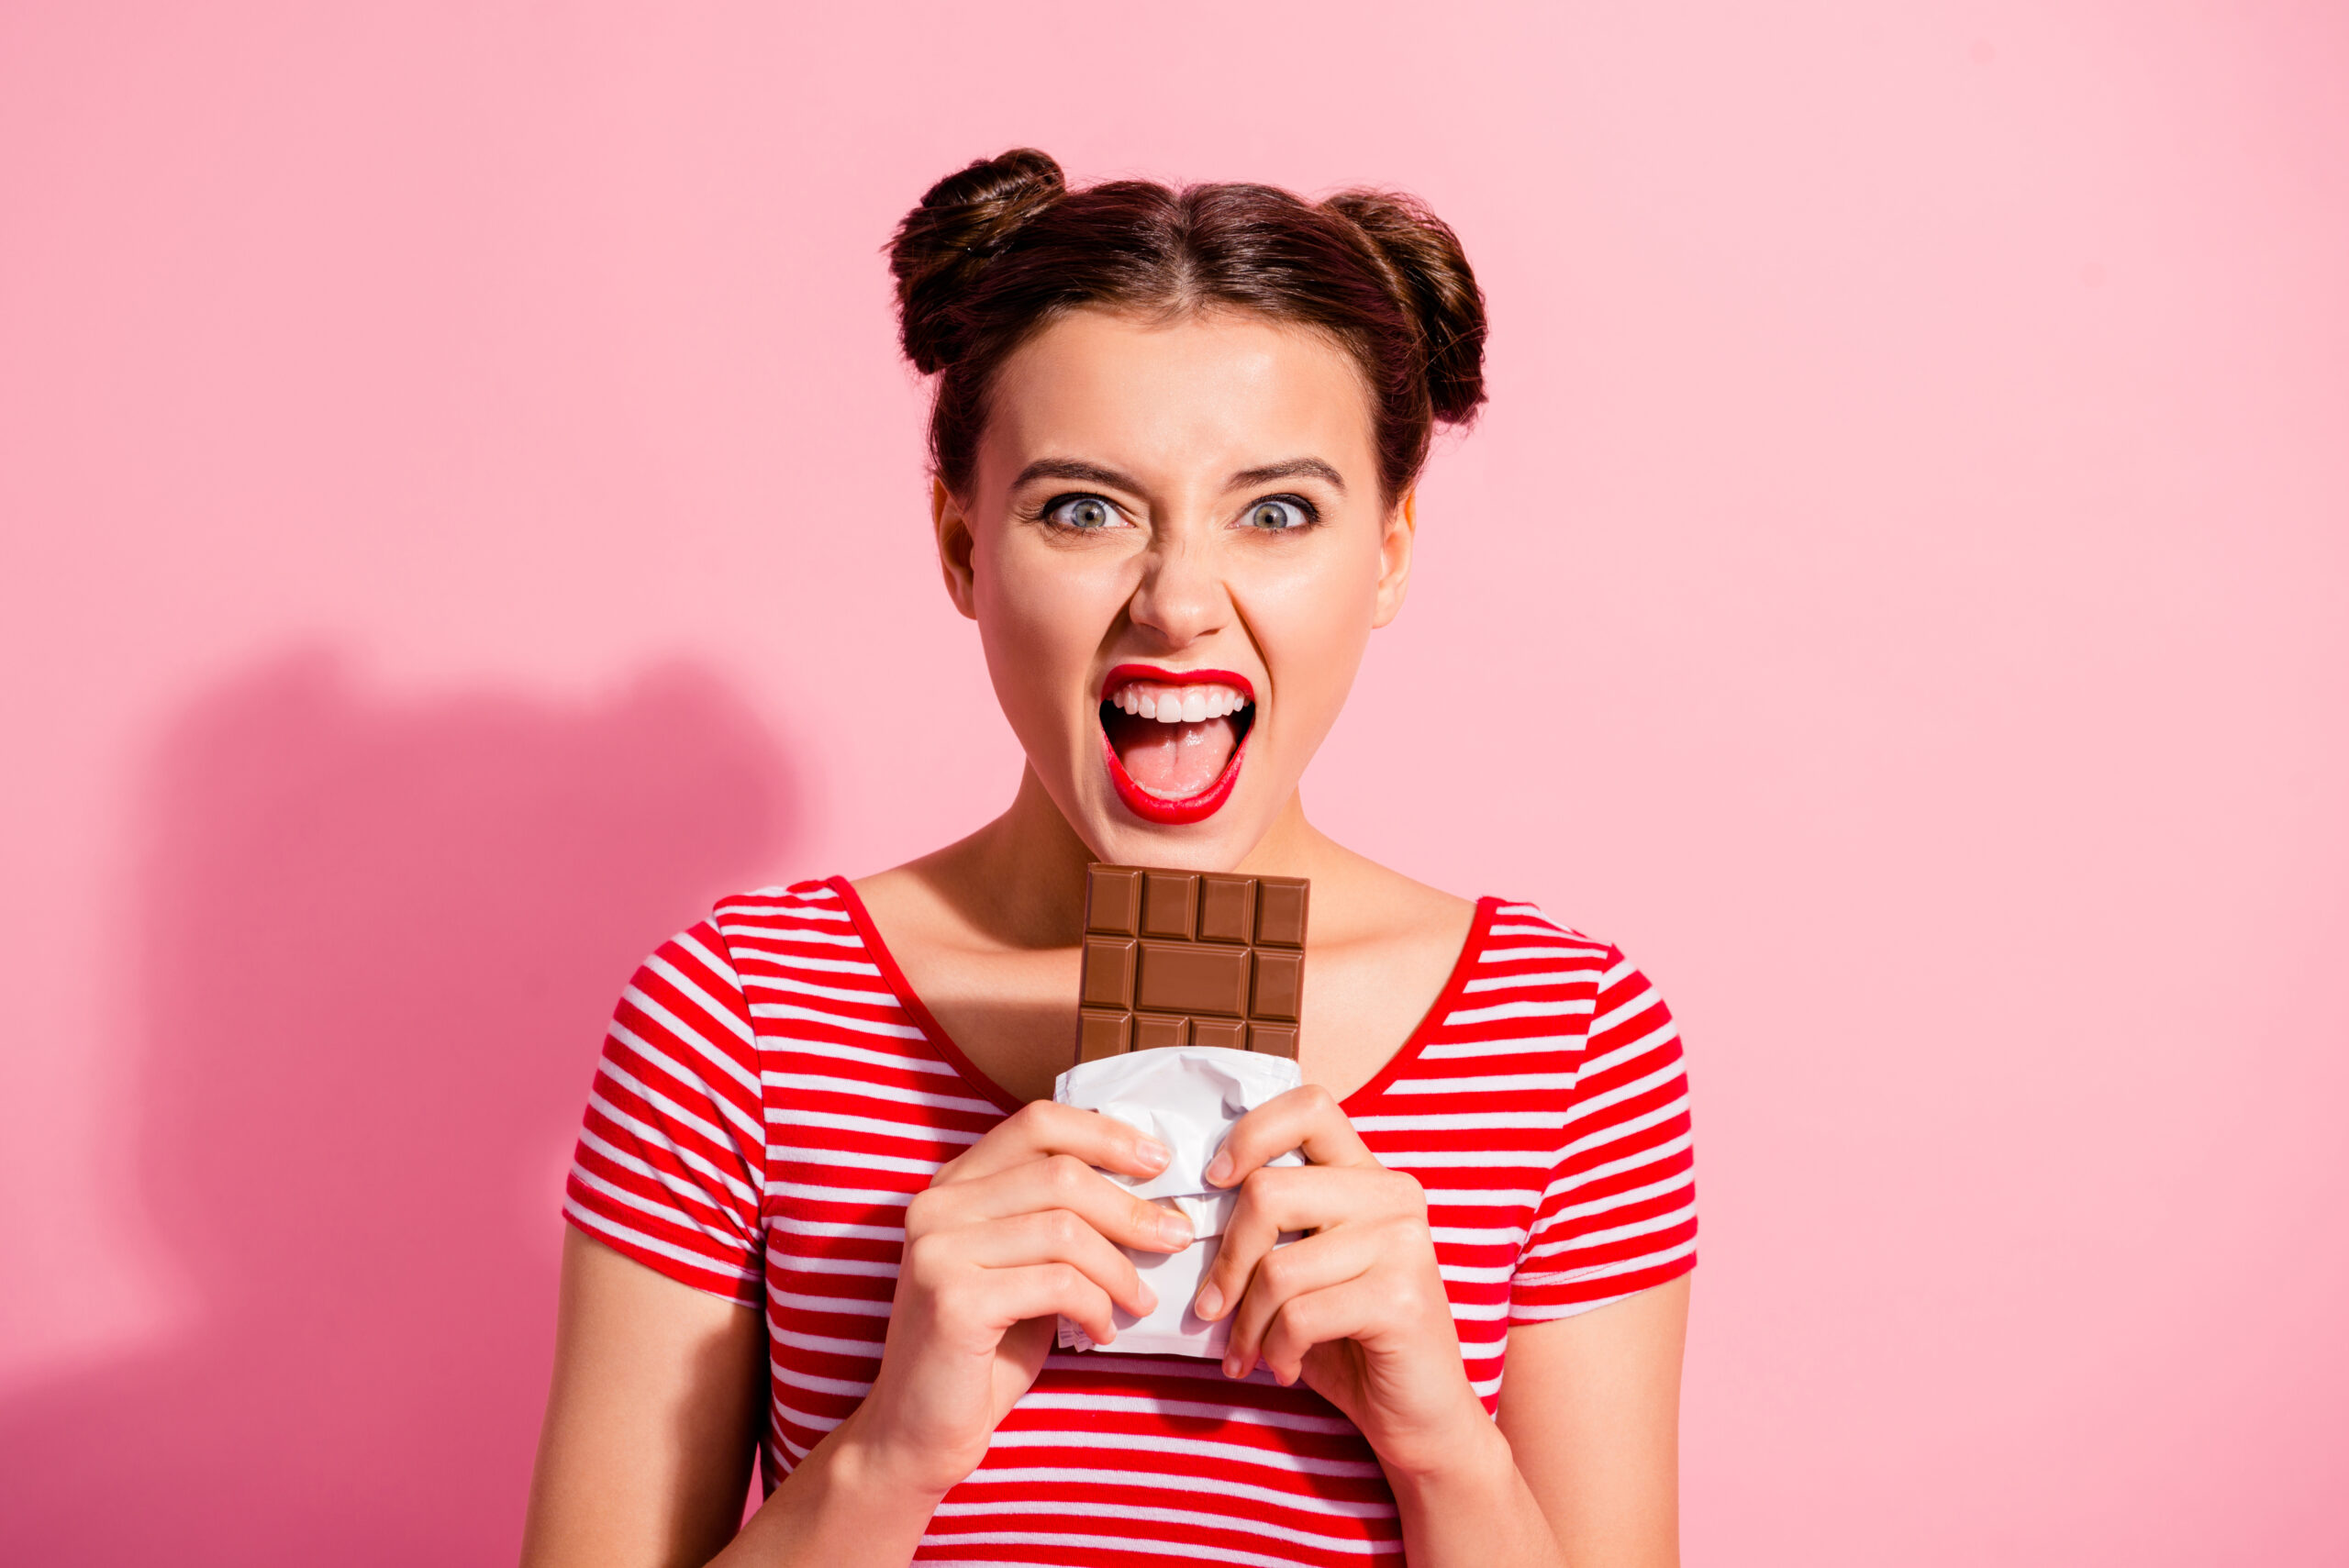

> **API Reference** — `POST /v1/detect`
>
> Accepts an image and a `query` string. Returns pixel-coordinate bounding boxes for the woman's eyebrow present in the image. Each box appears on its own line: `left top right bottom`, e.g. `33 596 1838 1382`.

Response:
1229 458 1346 494
1010 458 1141 492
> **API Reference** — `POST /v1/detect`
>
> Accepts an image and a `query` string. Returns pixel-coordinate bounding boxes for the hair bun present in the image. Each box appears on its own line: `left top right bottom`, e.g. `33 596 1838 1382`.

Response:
1321 190 1488 426
888 149 1067 374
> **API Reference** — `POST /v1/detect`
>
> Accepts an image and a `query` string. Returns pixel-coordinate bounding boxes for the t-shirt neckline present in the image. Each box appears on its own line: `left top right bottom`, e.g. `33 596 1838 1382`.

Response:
823 874 1496 1118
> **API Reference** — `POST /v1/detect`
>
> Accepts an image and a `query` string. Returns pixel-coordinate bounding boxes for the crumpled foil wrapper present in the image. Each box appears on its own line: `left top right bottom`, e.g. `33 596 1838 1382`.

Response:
1052 1046 1305 1359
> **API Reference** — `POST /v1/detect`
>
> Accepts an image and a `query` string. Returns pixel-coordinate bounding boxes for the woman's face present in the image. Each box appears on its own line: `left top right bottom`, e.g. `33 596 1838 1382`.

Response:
935 306 1413 871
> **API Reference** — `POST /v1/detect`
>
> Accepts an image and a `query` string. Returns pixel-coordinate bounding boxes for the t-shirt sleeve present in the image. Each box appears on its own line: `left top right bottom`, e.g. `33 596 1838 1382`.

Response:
1509 946 1698 1322
562 918 766 1307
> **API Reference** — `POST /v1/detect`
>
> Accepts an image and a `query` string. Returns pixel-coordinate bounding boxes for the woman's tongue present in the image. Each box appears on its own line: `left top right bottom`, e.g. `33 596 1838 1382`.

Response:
1113 715 1237 798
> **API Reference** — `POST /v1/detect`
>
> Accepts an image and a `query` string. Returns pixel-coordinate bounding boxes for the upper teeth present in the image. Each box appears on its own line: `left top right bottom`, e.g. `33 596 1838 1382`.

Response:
1109 683 1251 724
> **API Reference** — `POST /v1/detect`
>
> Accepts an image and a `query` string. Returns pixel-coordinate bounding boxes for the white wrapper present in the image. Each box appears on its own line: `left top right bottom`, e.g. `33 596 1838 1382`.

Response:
1052 1046 1305 1359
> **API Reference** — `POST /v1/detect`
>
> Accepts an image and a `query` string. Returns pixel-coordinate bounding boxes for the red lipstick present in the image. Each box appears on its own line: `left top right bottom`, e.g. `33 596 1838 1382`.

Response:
1097 664 1257 826
1097 664 1257 704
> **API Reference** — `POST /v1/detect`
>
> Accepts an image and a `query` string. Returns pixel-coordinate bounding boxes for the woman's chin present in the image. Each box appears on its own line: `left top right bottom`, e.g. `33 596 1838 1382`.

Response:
1100 727 1248 827
1072 740 1273 871
1084 818 1258 873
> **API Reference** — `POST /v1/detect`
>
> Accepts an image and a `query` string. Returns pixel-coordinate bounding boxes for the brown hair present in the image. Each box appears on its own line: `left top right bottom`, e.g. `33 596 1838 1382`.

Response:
887 149 1487 503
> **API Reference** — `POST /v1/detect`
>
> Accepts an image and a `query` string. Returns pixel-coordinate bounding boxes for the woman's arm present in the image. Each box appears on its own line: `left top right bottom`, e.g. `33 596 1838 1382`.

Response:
522 1230 764 1567
1326 1277 1689 1568
1198 1086 1690 1567
1492 1277 1690 1568
1220 1257 1690 1568
519 1229 948 1568
524 1098 1191 1567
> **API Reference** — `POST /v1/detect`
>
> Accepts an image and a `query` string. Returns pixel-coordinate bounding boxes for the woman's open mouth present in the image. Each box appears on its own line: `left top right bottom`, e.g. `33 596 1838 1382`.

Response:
1097 663 1256 826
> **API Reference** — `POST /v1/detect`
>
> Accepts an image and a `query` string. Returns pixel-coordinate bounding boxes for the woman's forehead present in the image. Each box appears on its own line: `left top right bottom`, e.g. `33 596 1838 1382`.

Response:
982 309 1378 490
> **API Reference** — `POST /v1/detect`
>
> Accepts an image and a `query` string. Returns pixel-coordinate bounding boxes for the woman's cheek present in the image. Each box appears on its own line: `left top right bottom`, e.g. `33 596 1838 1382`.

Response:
975 547 1118 752
1247 568 1379 741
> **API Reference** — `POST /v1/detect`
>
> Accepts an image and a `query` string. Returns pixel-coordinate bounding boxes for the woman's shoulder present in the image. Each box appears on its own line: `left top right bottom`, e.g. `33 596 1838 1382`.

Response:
705 875 852 919
1307 851 1654 1015
639 875 876 998
1304 840 1475 945
1475 895 1617 951
1460 897 1676 1033
688 876 865 940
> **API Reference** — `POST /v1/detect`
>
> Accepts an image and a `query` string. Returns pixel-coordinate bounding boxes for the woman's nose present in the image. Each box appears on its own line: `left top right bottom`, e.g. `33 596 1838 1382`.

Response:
1126 538 1228 650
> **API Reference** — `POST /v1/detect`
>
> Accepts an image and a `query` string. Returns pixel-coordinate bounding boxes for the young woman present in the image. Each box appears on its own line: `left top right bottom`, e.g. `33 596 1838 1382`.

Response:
521 150 1697 1568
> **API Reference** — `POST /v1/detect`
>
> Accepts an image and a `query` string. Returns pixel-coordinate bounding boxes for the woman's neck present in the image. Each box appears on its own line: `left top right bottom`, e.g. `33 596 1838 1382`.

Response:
941 771 1097 950
923 766 1338 954
855 767 1474 1107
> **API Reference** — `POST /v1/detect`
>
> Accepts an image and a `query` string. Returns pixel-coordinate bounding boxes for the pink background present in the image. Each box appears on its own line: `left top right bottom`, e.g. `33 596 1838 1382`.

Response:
5 3 2343 1562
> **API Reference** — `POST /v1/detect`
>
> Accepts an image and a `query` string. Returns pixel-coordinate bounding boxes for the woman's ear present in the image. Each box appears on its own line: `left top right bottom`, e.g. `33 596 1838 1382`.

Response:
933 476 980 620
1371 489 1418 628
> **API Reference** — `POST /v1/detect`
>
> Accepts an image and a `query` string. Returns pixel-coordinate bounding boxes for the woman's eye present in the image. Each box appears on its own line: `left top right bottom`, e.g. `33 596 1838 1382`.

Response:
1245 498 1313 531
1045 495 1120 530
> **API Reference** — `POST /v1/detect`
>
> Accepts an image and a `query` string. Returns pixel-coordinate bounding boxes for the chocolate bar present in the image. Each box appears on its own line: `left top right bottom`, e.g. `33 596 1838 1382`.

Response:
1075 863 1308 1064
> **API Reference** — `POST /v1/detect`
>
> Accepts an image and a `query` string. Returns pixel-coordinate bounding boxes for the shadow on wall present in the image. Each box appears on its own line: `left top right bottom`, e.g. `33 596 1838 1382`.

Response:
0 651 793 1566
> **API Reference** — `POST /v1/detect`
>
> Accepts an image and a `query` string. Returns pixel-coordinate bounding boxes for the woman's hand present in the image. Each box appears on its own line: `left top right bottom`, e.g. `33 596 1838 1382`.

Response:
1191 1084 1490 1484
850 1099 1197 1497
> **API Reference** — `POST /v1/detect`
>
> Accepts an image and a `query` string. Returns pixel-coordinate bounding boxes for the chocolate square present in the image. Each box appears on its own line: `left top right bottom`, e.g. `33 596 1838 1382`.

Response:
1077 1011 1130 1062
1135 1015 1188 1051
1085 867 1142 937
1073 862 1308 1063
1255 880 1308 948
1080 938 1136 1009
1192 1018 1248 1051
1140 872 1197 940
1197 874 1255 943
1247 1023 1297 1057
1250 950 1304 1022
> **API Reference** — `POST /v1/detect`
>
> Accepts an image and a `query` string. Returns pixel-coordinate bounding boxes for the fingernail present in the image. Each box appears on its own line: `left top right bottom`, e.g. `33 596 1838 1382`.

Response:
1195 1282 1222 1319
1159 1211 1195 1250
1139 1282 1158 1314
1136 1139 1171 1173
1221 1351 1242 1377
1205 1151 1233 1185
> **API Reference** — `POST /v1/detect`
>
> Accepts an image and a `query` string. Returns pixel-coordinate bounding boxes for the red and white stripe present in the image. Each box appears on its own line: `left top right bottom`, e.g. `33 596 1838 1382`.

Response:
566 879 1696 1565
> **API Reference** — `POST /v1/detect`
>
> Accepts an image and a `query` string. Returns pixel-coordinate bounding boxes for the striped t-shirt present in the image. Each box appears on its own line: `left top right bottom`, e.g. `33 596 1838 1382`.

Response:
565 876 1697 1565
